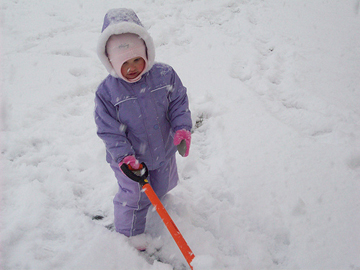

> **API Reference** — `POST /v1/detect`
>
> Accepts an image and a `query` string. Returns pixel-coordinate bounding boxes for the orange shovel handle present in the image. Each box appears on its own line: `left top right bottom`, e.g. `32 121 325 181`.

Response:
120 162 195 269
142 183 195 269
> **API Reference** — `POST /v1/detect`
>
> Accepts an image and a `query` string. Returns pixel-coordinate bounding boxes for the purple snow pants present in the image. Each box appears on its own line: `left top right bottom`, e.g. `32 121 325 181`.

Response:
110 155 179 237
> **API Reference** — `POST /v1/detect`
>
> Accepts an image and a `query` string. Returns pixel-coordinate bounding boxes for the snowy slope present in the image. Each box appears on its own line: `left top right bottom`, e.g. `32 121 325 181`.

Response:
1 0 360 269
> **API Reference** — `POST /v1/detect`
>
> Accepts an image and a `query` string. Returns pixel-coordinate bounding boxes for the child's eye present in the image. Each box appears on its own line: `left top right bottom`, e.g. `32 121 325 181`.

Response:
134 58 141 62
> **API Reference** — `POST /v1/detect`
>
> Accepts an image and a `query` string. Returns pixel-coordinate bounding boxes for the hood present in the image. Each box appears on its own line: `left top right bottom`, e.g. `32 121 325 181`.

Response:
97 8 155 79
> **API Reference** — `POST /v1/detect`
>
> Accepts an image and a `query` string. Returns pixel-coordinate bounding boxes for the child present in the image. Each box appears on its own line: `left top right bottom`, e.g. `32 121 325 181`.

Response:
94 8 192 250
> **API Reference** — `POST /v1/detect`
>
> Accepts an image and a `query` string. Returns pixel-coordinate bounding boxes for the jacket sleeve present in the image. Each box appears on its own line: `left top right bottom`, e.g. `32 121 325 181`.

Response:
168 69 192 132
94 84 135 164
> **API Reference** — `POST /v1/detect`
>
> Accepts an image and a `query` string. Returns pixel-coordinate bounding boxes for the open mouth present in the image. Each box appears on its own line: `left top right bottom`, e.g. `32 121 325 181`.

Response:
127 71 139 78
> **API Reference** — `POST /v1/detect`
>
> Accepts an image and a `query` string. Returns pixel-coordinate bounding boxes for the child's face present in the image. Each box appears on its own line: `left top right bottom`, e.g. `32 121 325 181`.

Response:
121 57 146 81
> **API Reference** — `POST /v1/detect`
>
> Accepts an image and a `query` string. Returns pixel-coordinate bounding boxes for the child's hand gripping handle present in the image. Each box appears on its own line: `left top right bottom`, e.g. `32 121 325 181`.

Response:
120 162 149 187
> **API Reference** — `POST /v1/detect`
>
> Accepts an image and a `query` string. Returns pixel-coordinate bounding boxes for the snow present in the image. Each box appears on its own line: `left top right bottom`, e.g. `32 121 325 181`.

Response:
1 0 360 269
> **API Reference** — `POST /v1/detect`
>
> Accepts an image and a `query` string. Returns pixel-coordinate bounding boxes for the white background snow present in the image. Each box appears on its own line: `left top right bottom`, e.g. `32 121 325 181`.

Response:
1 0 360 269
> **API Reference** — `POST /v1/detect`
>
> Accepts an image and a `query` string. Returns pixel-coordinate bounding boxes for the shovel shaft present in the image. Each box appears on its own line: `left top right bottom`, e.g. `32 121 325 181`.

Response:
121 162 195 269
142 183 195 269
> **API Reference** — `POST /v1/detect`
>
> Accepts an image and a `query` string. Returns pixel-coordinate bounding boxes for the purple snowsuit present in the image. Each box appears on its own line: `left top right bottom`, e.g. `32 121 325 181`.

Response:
94 9 192 237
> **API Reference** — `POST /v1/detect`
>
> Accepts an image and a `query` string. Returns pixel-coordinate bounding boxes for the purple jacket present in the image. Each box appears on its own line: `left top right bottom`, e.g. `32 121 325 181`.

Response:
95 9 192 170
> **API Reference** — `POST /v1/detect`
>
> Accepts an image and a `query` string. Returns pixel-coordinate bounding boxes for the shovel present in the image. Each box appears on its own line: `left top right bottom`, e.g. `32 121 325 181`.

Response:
121 162 195 269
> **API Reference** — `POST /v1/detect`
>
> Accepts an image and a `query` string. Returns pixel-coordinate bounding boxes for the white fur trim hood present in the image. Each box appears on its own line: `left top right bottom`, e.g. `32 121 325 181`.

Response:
97 8 155 78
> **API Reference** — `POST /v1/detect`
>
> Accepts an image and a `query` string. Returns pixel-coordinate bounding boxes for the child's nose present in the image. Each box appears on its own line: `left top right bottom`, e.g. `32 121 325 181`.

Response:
128 64 137 71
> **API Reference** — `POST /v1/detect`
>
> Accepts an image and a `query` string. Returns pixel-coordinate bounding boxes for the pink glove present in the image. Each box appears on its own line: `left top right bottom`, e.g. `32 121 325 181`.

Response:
119 155 141 170
173 129 191 157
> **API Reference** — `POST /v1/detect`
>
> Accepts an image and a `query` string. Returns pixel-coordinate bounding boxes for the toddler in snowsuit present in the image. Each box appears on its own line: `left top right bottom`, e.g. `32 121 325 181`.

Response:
94 8 192 248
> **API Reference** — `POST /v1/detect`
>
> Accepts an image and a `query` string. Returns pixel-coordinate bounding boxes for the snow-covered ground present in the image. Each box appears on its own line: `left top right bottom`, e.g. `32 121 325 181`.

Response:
1 0 360 269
